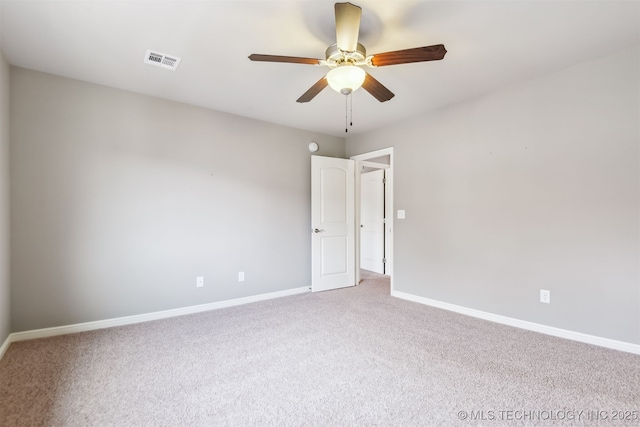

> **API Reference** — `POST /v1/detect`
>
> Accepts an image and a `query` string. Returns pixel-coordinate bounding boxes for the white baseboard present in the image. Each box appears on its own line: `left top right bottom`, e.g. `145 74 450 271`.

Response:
4 287 636 360
392 290 640 355
0 334 11 360
3 286 310 352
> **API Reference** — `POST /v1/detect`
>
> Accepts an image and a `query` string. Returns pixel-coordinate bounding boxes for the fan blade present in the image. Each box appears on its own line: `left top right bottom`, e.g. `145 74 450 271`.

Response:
248 54 322 65
335 2 362 52
362 73 394 102
370 44 447 67
297 77 329 103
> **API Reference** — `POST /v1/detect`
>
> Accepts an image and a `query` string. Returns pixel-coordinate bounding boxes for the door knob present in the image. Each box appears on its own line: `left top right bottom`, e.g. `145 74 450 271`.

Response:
313 228 324 233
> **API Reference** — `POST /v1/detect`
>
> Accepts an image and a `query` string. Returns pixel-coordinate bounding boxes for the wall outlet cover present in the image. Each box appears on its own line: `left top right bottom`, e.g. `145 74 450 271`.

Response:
540 289 550 303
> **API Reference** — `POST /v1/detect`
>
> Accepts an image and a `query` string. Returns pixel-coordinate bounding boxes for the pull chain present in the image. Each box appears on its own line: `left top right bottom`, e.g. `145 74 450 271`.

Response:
344 93 355 133
350 93 353 127
345 95 348 133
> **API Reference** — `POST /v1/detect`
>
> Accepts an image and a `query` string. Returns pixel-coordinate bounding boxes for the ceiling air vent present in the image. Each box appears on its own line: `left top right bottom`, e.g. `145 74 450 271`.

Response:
144 49 181 71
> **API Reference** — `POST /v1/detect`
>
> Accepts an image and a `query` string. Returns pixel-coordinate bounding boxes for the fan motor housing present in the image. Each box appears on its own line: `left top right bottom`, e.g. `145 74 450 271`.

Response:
325 43 367 67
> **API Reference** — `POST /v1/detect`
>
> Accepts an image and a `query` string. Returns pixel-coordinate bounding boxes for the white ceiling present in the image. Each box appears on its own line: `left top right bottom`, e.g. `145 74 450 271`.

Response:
1 0 638 137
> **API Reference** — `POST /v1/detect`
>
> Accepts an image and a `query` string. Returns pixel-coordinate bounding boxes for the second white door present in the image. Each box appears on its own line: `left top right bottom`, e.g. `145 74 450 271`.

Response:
360 169 385 274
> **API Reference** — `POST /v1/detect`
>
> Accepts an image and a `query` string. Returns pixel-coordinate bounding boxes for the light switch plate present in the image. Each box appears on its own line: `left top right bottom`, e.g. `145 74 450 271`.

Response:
397 210 406 219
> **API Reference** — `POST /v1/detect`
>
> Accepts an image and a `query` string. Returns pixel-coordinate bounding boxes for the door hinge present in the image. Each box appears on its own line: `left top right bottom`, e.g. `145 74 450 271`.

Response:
383 177 386 184
383 258 387 264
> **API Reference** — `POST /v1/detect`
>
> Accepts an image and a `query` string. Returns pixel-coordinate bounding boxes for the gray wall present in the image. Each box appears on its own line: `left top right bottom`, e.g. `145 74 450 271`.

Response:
0 48 10 343
10 67 344 332
347 48 640 345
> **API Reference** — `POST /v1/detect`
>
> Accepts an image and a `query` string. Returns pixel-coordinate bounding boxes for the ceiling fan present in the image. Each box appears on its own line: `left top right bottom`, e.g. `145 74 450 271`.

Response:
248 2 446 103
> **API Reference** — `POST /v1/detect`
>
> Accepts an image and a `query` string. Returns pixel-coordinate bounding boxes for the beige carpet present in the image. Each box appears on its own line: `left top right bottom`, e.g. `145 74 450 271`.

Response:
1 270 638 426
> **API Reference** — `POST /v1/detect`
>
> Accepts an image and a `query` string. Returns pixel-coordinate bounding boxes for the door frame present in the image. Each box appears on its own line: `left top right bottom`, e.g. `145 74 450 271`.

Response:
351 147 394 293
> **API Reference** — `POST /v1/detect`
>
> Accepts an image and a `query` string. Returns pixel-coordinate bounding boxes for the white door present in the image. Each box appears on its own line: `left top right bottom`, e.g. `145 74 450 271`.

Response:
360 169 385 274
311 155 355 292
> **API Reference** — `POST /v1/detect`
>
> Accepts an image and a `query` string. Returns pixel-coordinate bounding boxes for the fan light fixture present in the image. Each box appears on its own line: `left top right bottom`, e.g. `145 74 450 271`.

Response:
326 65 366 95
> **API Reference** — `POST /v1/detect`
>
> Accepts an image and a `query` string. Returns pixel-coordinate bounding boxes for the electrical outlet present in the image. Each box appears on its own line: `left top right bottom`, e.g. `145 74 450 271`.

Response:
540 289 550 304
238 272 245 282
196 276 204 288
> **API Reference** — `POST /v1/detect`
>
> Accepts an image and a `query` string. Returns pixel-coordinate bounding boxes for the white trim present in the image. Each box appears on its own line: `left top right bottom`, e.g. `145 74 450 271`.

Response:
359 160 390 170
392 290 640 355
4 287 310 349
350 148 393 162
0 335 11 360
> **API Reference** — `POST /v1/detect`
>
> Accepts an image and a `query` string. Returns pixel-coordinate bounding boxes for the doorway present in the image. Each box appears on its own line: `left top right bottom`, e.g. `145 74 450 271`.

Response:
360 168 386 274
351 147 394 293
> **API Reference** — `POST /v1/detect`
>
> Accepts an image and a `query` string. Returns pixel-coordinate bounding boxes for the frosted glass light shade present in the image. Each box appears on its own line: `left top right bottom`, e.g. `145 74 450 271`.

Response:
326 66 366 95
